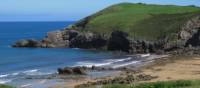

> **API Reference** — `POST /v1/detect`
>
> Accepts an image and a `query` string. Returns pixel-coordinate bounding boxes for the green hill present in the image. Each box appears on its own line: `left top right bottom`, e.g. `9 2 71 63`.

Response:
69 3 200 41
13 3 200 53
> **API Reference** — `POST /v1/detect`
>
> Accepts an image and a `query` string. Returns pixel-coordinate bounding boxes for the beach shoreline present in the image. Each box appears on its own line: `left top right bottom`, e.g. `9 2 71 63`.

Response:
48 54 170 88
3 54 200 88
57 55 200 88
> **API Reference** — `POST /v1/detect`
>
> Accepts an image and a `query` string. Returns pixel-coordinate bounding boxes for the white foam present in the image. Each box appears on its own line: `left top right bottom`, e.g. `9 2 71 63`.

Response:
141 53 150 57
0 74 9 78
16 69 53 76
36 72 53 75
20 84 32 88
11 72 20 76
112 61 140 68
75 61 112 67
23 69 38 74
75 57 133 67
114 57 132 62
0 79 11 84
21 69 41 76
0 72 21 78
1 70 45 78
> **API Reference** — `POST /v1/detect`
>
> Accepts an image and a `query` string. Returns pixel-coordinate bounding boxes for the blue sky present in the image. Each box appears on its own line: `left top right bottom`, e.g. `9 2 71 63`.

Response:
0 0 199 21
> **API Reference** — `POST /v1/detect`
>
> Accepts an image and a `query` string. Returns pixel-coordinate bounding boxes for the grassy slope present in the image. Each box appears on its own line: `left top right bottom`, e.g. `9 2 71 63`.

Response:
103 80 200 88
74 3 200 41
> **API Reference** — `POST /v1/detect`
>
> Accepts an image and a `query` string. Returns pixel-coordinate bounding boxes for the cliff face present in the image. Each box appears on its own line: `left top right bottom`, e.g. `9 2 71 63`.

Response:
183 16 200 46
12 15 200 54
12 3 200 54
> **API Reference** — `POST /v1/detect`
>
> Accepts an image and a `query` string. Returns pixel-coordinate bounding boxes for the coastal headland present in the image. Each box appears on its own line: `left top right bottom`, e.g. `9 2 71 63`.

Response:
9 2 200 88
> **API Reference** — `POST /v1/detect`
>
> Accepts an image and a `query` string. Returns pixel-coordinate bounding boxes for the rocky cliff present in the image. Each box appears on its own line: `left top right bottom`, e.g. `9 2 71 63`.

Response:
12 15 200 54
12 3 200 55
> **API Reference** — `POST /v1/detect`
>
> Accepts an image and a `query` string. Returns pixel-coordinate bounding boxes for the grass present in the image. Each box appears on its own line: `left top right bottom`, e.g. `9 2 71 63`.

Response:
102 80 200 88
0 85 13 88
71 3 200 41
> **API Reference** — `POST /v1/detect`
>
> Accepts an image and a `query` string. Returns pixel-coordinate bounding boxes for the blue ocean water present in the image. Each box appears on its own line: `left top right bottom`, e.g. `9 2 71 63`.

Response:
0 22 135 86
0 21 155 88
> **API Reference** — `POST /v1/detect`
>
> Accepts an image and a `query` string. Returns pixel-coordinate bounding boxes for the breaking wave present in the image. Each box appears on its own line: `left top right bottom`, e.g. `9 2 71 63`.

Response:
75 56 139 68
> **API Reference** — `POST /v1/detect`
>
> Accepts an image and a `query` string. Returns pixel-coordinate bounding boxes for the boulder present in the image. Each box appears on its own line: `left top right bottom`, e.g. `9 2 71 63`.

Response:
58 67 73 74
72 67 86 75
57 67 86 75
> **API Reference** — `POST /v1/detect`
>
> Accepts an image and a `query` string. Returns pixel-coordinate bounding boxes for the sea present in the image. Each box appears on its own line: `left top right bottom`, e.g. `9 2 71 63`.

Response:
0 22 149 88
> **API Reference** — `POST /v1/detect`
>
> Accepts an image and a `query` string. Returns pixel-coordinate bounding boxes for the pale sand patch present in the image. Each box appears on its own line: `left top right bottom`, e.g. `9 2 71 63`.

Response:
141 57 200 82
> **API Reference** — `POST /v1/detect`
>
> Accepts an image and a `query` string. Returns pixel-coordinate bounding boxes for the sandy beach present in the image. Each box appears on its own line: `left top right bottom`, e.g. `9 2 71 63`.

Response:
140 56 200 82
54 55 200 88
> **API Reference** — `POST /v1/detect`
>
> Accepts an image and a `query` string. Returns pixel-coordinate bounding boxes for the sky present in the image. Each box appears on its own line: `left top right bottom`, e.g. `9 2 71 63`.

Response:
0 0 199 21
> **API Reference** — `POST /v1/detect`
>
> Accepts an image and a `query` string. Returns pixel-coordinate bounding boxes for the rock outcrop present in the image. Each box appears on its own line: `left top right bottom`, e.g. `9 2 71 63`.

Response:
12 39 41 47
70 32 107 49
57 66 115 75
179 16 200 42
58 67 86 75
162 16 200 54
42 30 69 48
